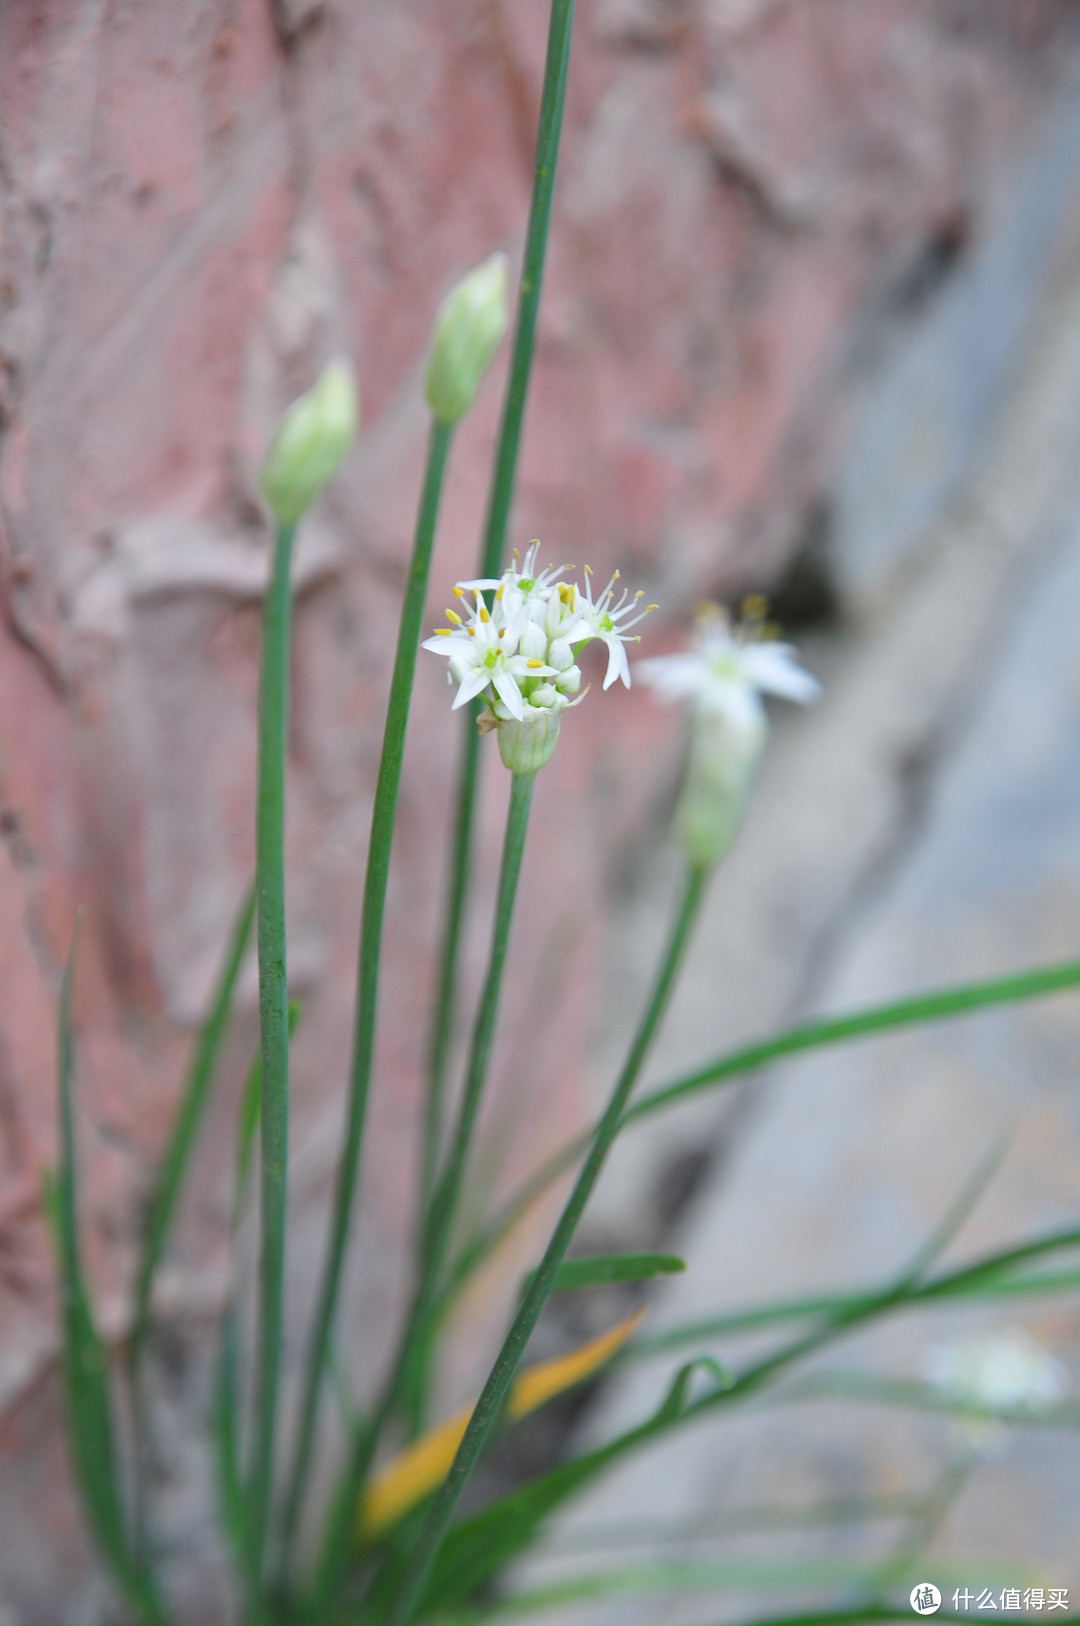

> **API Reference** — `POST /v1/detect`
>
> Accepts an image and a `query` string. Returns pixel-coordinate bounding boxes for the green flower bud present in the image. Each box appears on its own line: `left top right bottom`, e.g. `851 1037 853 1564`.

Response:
495 706 562 776
260 359 358 524
675 705 767 869
424 253 510 426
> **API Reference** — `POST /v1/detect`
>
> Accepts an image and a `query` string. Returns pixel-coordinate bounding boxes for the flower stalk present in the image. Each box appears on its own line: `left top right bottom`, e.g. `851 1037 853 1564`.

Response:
247 515 296 1590
309 770 536 1608
280 420 455 1564
420 0 577 1222
248 359 356 1598
383 862 708 1626
421 770 535 1286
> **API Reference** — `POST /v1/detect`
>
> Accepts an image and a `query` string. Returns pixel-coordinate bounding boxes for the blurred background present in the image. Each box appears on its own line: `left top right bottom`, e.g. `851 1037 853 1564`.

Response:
3 2 1080 1620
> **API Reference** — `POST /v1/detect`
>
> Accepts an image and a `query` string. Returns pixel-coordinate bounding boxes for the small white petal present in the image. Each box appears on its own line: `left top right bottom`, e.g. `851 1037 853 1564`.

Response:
738 642 820 704
452 668 492 710
602 636 631 690
492 668 525 720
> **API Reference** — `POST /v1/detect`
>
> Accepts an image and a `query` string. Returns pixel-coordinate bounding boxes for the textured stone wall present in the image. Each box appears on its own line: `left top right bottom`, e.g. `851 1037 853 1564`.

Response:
0 1 1078 1615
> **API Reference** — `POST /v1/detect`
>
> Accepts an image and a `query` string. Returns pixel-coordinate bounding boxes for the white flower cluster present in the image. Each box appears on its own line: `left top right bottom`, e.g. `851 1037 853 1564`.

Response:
423 544 654 766
634 600 819 868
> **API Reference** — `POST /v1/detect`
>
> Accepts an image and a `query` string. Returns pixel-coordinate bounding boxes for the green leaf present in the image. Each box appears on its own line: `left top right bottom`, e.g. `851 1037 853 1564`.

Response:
521 1252 685 1297
415 1358 730 1612
442 1555 950 1618
453 960 1080 1313
212 1298 247 1564
211 1000 300 1564
628 958 1080 1126
636 1229 1080 1356
131 884 255 1353
54 933 171 1626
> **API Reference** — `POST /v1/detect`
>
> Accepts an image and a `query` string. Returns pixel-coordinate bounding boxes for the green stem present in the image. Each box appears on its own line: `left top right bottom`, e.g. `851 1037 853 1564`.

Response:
383 864 708 1626
248 518 296 1591
422 771 535 1287
421 709 480 1207
310 770 537 1608
280 421 454 1566
414 0 577 1431
479 0 576 581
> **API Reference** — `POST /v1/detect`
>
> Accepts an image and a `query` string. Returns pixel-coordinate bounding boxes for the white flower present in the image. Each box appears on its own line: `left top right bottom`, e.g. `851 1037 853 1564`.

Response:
565 567 658 690
424 542 652 772
926 1331 1068 1416
422 592 556 722
635 602 819 867
635 603 819 729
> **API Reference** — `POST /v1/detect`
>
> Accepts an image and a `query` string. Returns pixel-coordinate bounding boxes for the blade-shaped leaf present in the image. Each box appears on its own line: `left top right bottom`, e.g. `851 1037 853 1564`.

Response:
451 960 1080 1313
413 1357 731 1612
521 1252 684 1298
53 934 171 1626
638 1227 1080 1356
131 885 254 1351
211 999 300 1562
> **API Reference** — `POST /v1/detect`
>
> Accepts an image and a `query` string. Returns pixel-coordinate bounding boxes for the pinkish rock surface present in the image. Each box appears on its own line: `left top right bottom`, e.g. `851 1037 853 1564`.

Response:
0 0 1077 1615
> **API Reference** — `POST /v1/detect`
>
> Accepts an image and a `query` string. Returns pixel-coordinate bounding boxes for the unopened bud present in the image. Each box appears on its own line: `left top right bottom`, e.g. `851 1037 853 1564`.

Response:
495 707 562 775
425 253 510 426
676 706 767 868
260 359 358 524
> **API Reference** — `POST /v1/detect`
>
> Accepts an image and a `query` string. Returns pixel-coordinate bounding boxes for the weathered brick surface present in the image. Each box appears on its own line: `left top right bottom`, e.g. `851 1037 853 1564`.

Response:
0 1 1078 1614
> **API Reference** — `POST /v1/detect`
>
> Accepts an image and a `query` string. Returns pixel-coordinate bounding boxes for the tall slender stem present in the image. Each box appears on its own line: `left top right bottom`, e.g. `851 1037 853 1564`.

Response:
383 864 708 1626
310 770 537 1607
280 421 454 1565
423 771 534 1284
248 519 297 1591
418 0 576 1336
480 0 576 579
420 708 480 1207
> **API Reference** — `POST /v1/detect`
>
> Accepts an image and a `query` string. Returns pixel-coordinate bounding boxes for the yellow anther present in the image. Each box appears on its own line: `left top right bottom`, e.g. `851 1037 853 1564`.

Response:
479 605 491 623
446 609 462 625
647 604 660 612
741 592 769 621
453 585 465 598
435 628 452 637
694 599 722 622
495 584 504 599
526 658 544 669
467 626 475 637
584 564 593 576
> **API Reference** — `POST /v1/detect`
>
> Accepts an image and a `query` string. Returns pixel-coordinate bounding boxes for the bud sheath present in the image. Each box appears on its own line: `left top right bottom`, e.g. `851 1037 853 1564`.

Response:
260 359 359 524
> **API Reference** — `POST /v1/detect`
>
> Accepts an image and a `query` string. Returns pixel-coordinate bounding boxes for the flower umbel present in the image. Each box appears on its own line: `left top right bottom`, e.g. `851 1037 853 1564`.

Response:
636 600 819 867
423 541 655 772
